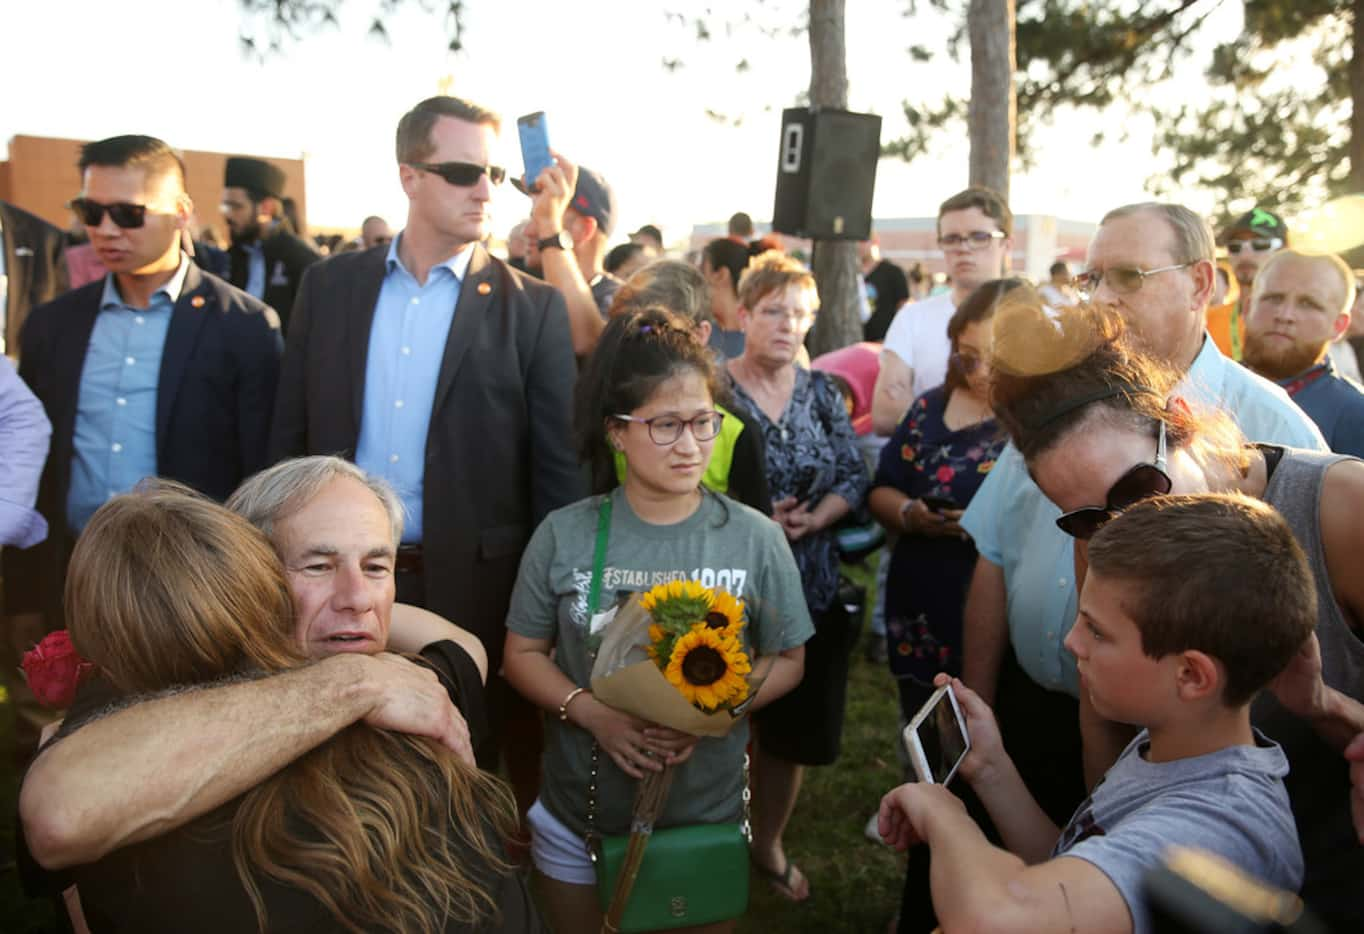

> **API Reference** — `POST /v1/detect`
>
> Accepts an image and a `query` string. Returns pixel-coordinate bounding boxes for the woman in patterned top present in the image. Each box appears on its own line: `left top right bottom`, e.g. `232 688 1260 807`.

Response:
726 252 869 902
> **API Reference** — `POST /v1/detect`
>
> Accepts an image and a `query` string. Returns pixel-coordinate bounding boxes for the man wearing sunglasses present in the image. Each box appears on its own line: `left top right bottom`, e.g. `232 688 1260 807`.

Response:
269 96 582 802
956 201 1324 826
3 135 283 763
1221 207 1288 294
221 157 321 334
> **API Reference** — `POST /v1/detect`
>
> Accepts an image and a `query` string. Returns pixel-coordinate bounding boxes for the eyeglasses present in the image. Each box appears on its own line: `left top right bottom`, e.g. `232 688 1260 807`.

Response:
613 411 725 445
1073 261 1195 296
406 161 507 187
938 230 1006 250
69 198 147 229
950 350 986 374
1054 421 1171 539
1226 237 1283 255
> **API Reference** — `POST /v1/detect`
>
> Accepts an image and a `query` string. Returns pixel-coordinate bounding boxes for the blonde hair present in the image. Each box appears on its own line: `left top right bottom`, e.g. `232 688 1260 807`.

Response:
66 482 517 933
737 250 818 311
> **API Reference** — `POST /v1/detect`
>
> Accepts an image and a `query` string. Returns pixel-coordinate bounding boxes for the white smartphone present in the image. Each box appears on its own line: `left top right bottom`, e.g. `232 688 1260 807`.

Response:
902 683 971 785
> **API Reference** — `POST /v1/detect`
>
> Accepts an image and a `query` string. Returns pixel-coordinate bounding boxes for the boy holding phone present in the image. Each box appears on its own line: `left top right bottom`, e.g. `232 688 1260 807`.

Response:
879 494 1312 934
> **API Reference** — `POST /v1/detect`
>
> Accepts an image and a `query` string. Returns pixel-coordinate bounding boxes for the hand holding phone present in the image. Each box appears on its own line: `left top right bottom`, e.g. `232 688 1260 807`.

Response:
902 683 971 785
517 112 553 193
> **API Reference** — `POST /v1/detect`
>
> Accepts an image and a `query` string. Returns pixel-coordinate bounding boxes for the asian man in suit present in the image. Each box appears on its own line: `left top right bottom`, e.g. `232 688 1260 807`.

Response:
3 135 282 761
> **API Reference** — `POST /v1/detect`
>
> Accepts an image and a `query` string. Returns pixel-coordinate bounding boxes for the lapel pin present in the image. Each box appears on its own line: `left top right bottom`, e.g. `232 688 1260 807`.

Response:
191 295 206 308
477 281 492 296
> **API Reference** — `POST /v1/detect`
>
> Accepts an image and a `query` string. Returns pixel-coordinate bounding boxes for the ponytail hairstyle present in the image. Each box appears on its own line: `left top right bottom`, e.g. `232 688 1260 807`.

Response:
575 305 721 494
66 481 519 934
988 296 1249 476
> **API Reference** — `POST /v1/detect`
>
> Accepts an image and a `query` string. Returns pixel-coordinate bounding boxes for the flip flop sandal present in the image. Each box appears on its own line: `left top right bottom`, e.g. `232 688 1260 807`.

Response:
751 855 811 903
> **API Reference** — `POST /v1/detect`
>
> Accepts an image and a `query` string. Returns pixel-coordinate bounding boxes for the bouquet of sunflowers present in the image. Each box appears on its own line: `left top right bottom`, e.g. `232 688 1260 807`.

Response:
590 580 763 737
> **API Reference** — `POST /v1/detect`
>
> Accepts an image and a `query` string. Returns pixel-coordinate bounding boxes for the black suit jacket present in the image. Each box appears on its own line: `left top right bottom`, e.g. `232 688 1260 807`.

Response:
1 201 68 357
4 264 284 621
227 227 320 334
269 243 584 669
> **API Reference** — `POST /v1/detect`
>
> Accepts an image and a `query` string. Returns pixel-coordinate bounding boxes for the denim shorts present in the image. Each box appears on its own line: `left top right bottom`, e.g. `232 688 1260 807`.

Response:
528 798 597 885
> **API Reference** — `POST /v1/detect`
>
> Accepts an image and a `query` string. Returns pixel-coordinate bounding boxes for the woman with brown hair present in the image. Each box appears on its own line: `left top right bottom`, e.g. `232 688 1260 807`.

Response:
986 297 1364 931
61 482 539 934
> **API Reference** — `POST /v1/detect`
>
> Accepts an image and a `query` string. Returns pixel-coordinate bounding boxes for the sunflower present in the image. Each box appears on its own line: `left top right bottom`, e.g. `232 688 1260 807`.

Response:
664 625 752 711
700 589 746 640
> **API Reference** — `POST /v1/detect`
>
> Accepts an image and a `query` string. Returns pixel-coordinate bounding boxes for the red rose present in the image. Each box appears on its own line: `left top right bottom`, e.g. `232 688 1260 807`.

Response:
936 465 956 484
22 630 95 709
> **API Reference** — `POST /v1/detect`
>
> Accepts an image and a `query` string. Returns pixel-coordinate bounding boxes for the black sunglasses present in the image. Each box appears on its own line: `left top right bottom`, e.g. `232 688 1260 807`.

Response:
407 161 507 187
69 198 147 229
1226 237 1283 255
1054 421 1171 539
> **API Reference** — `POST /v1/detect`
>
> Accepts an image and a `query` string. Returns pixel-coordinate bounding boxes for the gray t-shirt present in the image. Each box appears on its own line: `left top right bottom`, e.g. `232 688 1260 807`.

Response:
507 489 814 838
1053 729 1303 934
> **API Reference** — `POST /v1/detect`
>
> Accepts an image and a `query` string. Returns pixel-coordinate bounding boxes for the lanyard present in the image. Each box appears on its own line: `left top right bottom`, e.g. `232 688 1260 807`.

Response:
588 495 613 618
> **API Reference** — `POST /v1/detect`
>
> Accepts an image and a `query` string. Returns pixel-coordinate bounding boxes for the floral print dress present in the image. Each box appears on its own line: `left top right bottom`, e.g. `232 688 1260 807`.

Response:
873 385 1005 687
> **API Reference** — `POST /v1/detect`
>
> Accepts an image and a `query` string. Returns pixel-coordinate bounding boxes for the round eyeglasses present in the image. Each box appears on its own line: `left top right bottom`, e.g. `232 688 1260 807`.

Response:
613 411 725 445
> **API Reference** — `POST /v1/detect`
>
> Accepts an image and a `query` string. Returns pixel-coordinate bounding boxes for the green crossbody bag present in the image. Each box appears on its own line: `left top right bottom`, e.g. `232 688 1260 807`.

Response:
582 496 751 932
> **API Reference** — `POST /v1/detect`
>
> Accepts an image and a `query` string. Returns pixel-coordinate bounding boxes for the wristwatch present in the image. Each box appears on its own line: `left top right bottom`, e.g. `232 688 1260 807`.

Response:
538 229 573 252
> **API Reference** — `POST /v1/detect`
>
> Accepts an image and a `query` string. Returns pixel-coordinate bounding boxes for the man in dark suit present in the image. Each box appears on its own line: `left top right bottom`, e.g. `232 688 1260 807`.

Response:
221 156 320 334
270 95 583 795
1 200 68 359
3 136 282 759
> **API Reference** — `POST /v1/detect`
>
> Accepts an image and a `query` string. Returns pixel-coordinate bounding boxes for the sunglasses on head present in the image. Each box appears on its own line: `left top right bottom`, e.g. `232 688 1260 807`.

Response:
1054 420 1171 539
1226 237 1283 255
407 161 506 187
69 198 147 229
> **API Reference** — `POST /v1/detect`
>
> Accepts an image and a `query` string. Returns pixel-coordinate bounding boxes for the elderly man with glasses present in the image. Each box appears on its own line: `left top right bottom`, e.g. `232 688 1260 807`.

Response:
954 202 1325 873
269 95 583 816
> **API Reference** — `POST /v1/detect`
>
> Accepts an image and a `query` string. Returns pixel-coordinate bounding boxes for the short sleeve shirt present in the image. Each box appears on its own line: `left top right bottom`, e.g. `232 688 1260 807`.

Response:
880 291 956 402
506 488 813 838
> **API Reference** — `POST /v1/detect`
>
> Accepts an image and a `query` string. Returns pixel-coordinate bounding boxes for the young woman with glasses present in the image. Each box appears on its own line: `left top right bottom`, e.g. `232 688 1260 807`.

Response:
502 307 811 934
988 297 1364 932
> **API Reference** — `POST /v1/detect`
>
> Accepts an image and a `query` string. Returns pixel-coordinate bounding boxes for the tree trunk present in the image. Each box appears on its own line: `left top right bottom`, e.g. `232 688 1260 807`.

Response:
806 0 863 356
1351 0 1364 193
967 0 1016 200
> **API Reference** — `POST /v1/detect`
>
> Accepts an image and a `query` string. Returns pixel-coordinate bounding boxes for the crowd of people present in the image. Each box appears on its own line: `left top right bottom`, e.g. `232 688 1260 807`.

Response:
1 90 1363 934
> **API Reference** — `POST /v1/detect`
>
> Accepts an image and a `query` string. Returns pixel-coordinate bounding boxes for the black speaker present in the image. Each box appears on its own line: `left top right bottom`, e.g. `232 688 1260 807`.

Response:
771 107 882 241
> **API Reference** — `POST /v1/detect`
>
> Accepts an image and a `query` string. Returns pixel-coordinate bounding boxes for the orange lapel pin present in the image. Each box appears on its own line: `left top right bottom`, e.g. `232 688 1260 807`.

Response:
191 295 206 308
477 281 492 296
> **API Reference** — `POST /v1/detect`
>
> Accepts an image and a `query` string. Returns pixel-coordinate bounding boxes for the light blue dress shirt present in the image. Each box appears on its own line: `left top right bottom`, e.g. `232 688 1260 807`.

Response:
67 256 190 533
355 236 472 543
244 240 266 298
961 335 1328 696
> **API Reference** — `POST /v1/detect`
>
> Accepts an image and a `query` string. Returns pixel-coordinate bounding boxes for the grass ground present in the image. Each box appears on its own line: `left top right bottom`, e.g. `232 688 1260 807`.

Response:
0 560 906 933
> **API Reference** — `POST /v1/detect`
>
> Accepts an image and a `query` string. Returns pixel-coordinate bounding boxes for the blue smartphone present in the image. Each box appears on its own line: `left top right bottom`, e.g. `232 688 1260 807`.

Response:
517 111 553 192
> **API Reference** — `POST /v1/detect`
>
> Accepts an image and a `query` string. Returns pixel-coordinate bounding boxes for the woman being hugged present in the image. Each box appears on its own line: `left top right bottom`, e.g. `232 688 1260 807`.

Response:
62 483 535 934
725 252 869 901
503 307 811 934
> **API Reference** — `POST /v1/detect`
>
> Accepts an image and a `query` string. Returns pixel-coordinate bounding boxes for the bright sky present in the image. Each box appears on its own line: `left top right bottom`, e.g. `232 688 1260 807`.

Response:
2 0 1251 242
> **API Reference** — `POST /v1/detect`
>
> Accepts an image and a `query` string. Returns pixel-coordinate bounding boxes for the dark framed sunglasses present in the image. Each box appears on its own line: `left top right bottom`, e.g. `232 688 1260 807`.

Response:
407 161 507 187
613 410 725 445
1226 237 1283 255
69 198 147 229
1054 421 1171 539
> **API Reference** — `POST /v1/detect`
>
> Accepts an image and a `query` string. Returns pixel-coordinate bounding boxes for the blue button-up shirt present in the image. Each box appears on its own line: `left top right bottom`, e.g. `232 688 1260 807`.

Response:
0 355 50 547
961 335 1327 696
354 235 472 543
244 240 266 298
67 255 189 533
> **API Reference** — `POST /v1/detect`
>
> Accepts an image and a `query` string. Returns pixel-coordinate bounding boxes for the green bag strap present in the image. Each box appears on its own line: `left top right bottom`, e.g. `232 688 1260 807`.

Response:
588 494 612 618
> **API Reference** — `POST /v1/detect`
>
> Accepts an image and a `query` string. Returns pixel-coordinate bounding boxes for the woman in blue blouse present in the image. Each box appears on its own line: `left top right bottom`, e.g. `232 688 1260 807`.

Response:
726 252 869 902
868 278 1017 934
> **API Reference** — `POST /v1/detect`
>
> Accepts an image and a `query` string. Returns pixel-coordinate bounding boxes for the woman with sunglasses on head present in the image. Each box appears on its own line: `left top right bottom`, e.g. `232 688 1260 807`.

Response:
988 297 1364 932
60 482 538 934
724 252 869 902
502 307 811 934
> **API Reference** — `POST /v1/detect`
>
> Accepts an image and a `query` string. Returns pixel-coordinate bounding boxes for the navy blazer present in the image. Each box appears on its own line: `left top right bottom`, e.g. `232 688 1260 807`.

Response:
4 263 283 620
269 242 584 672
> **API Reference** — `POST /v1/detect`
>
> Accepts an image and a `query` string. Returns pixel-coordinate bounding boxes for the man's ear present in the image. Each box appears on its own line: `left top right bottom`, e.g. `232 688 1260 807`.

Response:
1332 309 1351 342
573 214 598 247
1175 649 1222 703
1189 258 1217 311
398 163 422 199
174 192 194 231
